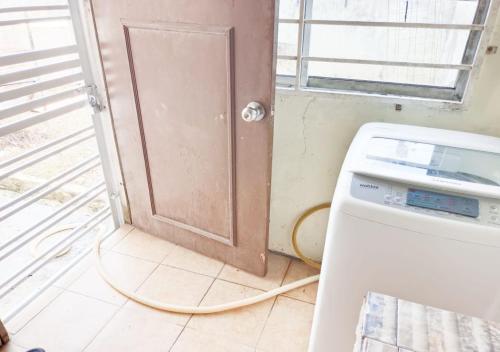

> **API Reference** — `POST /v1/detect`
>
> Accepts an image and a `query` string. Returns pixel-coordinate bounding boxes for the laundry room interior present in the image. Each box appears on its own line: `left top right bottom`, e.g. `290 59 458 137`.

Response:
1 0 500 352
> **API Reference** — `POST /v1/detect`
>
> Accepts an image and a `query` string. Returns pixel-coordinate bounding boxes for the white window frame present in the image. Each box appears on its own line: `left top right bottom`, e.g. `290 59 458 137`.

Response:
276 0 499 103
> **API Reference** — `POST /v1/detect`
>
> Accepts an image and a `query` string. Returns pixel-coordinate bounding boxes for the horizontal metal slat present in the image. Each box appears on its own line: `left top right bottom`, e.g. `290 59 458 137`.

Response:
0 59 81 85
0 16 71 27
298 56 473 70
0 158 101 223
279 18 485 30
277 55 297 61
0 98 87 137
0 125 93 170
2 227 115 324
0 131 96 181
0 72 83 102
0 46 78 66
0 180 105 258
0 87 84 120
0 207 111 301
304 74 460 101
278 19 300 24
0 154 99 214
0 5 69 13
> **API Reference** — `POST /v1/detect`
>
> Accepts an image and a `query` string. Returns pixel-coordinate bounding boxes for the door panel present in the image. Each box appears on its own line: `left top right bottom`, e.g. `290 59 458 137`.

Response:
124 22 236 244
90 0 275 275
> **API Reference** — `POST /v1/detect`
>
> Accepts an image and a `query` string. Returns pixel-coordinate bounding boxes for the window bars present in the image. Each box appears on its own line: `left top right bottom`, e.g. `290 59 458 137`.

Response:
0 1 122 324
276 0 498 101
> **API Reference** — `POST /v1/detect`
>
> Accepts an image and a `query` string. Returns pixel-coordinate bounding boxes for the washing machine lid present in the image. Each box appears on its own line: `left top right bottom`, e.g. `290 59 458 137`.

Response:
351 137 500 199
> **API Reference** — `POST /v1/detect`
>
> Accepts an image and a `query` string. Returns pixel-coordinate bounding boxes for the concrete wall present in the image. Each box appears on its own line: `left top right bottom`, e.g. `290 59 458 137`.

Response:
269 14 500 261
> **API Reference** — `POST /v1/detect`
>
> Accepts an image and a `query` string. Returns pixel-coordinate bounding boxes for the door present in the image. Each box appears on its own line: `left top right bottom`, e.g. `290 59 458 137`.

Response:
89 0 275 275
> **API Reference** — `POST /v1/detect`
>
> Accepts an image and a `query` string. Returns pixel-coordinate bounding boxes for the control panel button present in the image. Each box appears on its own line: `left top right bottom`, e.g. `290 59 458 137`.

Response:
490 205 499 214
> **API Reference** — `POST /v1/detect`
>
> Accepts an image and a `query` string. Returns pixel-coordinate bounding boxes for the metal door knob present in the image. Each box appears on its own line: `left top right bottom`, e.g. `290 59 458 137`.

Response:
241 102 265 122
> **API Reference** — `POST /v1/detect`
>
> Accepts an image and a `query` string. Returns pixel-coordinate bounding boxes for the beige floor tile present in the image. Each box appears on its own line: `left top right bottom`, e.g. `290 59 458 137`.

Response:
171 327 254 352
68 251 158 306
84 304 182 352
6 286 63 334
257 296 315 352
136 264 214 311
113 228 175 262
15 291 118 352
162 245 224 277
281 259 319 304
100 224 135 249
218 253 290 291
187 279 275 347
52 253 93 289
123 299 190 326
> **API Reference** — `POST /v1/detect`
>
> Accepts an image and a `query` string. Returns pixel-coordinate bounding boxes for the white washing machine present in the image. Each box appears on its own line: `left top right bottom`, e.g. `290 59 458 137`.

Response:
309 123 500 352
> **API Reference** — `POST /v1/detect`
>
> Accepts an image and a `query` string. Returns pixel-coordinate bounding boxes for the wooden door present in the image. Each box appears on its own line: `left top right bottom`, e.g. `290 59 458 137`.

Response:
90 0 275 275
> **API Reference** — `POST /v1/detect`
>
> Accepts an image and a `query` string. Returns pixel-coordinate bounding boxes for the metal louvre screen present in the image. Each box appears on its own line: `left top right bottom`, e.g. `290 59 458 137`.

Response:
0 0 121 324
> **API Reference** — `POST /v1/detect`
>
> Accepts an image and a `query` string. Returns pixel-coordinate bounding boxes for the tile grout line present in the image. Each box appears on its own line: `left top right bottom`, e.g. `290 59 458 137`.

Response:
79 296 123 352
167 272 218 351
280 294 316 306
63 287 127 308
159 262 223 280
79 227 164 352
7 285 66 337
109 245 225 278
254 258 292 349
110 248 168 265
216 262 227 279
79 243 164 352
103 225 136 248
131 256 163 296
213 257 292 291
214 276 273 292
279 258 319 304
215 260 226 278
8 231 122 336
6 242 110 337
280 259 293 287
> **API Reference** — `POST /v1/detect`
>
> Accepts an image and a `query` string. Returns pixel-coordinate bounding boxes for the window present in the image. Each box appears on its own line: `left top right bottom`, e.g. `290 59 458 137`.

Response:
276 0 494 101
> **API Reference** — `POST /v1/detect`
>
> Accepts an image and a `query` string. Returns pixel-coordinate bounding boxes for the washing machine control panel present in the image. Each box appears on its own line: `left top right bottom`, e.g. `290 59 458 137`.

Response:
351 174 500 227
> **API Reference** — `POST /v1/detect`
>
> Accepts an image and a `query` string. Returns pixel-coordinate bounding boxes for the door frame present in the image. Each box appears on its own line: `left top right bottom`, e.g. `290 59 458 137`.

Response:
71 0 130 225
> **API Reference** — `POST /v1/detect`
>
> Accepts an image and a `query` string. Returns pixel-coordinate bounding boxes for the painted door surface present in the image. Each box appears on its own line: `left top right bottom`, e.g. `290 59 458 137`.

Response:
90 0 275 275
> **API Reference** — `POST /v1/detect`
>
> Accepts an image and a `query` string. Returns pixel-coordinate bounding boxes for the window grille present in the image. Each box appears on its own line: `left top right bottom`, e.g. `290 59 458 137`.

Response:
276 0 497 101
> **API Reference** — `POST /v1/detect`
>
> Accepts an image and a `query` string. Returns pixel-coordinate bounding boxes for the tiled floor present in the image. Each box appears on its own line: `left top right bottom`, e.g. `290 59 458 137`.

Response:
2 225 319 352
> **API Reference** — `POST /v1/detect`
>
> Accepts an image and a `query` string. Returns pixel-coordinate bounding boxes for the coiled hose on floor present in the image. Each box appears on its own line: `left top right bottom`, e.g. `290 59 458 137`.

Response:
36 203 330 314
94 203 330 313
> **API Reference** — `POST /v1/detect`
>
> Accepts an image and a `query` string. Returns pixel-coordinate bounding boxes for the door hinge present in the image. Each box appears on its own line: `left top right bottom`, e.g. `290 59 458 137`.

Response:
85 84 104 112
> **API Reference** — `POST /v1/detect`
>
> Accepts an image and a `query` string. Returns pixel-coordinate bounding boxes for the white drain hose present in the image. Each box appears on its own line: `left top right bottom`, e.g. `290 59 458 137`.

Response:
94 234 320 314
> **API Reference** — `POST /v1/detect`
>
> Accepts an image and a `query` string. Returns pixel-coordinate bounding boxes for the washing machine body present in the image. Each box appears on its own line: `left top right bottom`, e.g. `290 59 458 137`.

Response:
308 123 500 352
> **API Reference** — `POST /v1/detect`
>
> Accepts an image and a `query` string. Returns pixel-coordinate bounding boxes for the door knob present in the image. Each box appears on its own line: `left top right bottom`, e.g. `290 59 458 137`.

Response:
241 102 265 122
